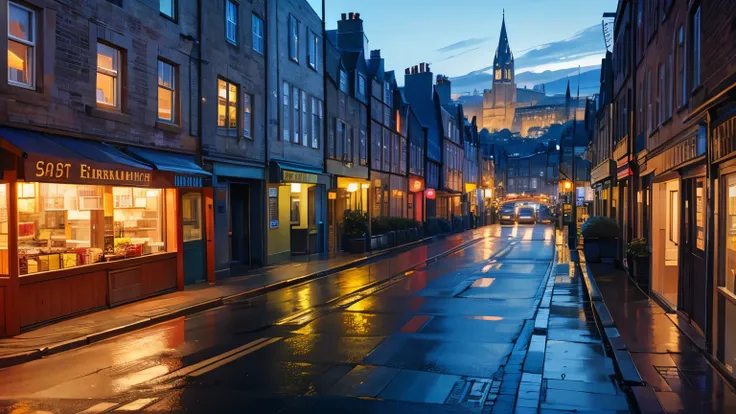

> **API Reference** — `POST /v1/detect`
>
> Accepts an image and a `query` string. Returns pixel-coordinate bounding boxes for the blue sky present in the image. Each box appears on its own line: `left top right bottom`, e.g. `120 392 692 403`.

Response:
307 0 618 79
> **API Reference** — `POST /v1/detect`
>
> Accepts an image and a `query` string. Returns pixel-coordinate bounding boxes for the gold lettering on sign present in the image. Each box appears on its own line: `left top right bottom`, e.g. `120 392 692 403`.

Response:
32 160 151 184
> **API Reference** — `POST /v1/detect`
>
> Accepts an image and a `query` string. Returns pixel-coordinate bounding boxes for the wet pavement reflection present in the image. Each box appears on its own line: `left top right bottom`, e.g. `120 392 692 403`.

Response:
0 225 588 413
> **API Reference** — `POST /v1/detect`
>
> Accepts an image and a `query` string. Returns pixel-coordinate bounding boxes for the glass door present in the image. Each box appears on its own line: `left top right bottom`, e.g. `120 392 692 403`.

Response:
182 191 205 285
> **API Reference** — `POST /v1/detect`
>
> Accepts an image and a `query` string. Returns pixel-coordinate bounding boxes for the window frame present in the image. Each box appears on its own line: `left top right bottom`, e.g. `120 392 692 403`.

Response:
7 1 36 89
691 7 701 89
282 81 290 141
301 90 308 146
160 0 177 21
157 59 177 124
217 77 239 137
307 30 320 71
252 13 264 54
292 85 300 143
289 14 299 63
339 70 348 93
96 42 122 110
225 0 238 45
358 74 366 98
678 25 687 108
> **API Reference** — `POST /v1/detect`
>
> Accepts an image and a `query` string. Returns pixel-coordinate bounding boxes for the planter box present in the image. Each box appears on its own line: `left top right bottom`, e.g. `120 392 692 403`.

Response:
583 238 618 263
344 237 367 254
386 231 396 247
632 256 650 290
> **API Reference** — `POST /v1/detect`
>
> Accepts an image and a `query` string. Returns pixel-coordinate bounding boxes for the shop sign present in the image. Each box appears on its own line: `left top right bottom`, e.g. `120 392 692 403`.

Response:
425 188 436 200
282 170 318 184
30 159 151 186
617 165 633 180
269 187 278 198
174 175 203 188
409 177 425 193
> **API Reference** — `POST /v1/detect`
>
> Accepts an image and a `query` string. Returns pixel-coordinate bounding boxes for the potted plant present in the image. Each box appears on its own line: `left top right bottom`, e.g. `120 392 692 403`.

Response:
581 216 619 263
626 238 651 288
343 210 368 254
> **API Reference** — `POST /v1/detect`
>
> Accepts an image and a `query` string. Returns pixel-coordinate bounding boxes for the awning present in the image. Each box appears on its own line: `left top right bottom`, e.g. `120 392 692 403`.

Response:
127 147 211 188
0 127 154 186
269 161 322 184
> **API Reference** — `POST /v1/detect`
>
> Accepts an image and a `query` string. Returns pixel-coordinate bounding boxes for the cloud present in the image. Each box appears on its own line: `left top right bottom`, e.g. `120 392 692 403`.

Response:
437 37 491 53
439 47 482 62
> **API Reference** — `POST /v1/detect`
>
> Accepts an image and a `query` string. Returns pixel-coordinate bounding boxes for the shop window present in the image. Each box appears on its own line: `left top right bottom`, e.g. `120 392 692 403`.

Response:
182 192 202 242
17 184 165 276
217 78 238 136
157 60 176 123
725 176 736 295
8 2 35 89
96 42 121 109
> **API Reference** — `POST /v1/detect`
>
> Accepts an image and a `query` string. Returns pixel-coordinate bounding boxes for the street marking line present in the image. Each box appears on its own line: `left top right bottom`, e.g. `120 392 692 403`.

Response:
77 402 118 414
114 398 157 411
189 337 282 377
152 337 270 383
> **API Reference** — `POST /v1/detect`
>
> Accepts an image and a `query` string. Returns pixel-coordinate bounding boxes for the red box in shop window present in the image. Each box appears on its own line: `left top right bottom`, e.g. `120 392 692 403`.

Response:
125 244 142 257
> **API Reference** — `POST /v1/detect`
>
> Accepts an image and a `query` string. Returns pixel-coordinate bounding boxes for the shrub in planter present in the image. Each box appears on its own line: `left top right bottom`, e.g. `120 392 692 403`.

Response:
581 216 619 263
343 210 368 253
626 238 651 288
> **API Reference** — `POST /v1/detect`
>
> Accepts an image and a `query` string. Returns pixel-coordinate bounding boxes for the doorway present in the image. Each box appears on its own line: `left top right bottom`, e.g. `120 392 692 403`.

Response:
651 179 680 308
182 191 205 285
680 177 707 331
289 183 324 256
229 184 251 274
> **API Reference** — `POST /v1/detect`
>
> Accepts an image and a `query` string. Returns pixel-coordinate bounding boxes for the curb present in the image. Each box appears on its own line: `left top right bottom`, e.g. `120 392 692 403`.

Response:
0 231 483 369
575 250 666 414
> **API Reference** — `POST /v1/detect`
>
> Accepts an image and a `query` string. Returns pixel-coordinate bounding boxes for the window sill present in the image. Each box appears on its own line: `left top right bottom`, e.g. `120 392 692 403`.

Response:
160 12 177 23
155 121 182 134
86 105 131 124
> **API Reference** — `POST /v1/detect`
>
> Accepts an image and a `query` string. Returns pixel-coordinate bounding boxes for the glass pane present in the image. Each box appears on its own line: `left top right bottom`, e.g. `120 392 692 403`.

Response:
9 3 33 42
158 87 173 121
96 72 116 106
97 43 118 72
182 193 202 242
7 40 30 85
228 83 238 104
160 0 173 17
218 83 227 127
158 61 174 89
228 99 237 129
113 187 165 256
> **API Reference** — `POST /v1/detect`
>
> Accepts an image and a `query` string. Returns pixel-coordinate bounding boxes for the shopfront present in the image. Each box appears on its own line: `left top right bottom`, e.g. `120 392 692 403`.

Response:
267 161 328 264
408 176 425 223
328 176 370 253
369 172 408 219
0 128 209 336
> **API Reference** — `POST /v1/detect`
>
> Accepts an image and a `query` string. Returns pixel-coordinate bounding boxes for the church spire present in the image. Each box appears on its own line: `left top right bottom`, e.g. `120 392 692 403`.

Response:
493 11 514 83
565 79 571 101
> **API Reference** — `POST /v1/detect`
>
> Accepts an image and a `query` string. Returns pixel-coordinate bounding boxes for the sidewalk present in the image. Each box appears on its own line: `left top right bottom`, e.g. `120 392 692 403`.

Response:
510 239 631 413
0 229 487 368
581 256 736 413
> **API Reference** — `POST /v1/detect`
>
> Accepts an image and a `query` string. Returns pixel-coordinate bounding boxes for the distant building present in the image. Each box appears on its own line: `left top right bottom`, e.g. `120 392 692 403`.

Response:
460 12 587 137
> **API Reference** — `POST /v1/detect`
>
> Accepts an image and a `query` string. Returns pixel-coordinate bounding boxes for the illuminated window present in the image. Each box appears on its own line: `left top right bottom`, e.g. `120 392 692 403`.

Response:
7 2 35 88
17 184 165 276
96 43 121 108
217 78 239 136
494 69 502 80
157 60 176 122
182 192 202 242
505 69 511 80
226 0 238 44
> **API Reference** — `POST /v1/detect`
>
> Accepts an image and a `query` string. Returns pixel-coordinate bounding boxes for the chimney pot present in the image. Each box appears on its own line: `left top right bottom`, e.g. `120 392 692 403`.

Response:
341 13 347 20
355 13 360 19
349 12 354 19
405 68 411 75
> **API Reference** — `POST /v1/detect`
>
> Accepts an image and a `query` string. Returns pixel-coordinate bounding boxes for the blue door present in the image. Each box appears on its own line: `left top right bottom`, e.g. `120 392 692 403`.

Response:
182 191 205 285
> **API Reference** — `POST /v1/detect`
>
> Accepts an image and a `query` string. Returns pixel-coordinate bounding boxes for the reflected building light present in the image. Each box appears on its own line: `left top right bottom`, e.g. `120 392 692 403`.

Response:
471 277 495 287
466 316 504 321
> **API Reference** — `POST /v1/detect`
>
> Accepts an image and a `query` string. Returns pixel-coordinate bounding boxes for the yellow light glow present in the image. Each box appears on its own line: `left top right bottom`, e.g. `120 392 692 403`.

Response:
564 181 572 190
7 50 24 71
361 183 370 189
347 183 359 193
291 183 301 193
471 277 495 288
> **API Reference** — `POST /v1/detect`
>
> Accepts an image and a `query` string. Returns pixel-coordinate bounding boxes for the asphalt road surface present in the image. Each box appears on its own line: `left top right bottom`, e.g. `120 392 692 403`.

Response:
0 224 557 413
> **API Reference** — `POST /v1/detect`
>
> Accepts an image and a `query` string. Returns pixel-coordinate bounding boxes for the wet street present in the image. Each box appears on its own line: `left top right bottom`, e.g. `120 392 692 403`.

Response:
0 225 598 413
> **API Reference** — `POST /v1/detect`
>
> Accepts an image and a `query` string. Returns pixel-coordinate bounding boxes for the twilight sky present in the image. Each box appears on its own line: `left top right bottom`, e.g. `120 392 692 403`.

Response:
307 0 618 80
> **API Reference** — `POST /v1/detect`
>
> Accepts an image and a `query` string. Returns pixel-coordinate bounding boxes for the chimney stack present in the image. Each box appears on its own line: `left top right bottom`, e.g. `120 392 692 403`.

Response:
337 11 365 52
371 49 381 59
405 68 411 75
355 13 360 19
348 12 354 19
341 13 347 20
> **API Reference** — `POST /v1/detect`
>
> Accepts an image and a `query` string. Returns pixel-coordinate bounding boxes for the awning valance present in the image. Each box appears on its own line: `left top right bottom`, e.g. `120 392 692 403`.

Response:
126 147 211 188
0 127 154 186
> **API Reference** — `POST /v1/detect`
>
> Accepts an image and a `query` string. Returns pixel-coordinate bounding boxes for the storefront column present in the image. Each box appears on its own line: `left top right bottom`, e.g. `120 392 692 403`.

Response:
170 188 184 291
6 171 20 336
204 187 215 284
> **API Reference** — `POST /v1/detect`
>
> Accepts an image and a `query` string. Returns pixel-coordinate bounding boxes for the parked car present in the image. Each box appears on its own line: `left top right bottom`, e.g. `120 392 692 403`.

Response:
498 204 517 224
537 205 553 224
516 207 537 224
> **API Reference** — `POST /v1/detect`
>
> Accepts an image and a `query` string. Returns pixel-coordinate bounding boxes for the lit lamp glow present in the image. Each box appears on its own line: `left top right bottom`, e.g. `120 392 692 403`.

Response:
563 181 572 190
291 183 301 193
361 183 370 189
346 183 359 193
